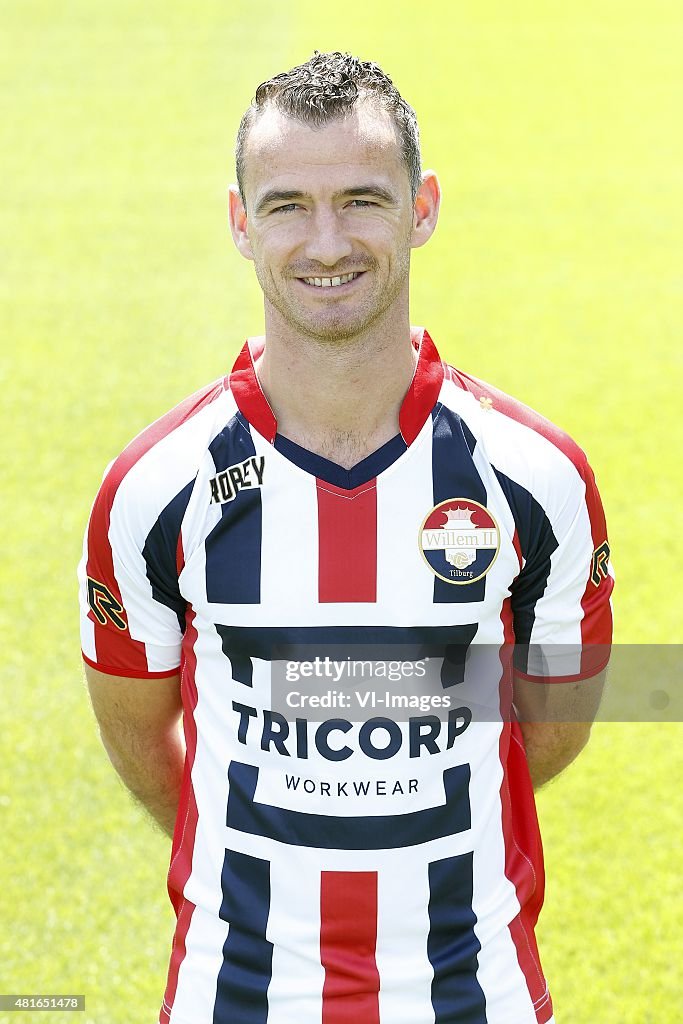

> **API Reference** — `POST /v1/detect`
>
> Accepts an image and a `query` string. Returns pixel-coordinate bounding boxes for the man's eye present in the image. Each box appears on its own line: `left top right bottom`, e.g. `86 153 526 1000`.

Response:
349 199 374 208
273 204 300 213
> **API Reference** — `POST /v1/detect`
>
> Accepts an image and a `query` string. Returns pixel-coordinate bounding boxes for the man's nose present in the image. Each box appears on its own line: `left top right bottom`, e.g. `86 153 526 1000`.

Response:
303 209 353 266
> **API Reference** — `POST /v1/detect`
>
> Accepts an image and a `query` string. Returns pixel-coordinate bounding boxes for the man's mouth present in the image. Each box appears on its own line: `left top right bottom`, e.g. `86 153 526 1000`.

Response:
299 272 363 288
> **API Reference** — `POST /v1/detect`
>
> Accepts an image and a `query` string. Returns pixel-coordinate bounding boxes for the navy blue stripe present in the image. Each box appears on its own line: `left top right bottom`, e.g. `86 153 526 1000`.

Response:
213 850 273 1024
274 432 407 488
215 624 254 686
441 625 479 688
492 466 558 673
215 623 479 655
431 407 488 604
428 853 487 1023
141 480 193 631
206 417 262 604
226 761 470 849
215 623 478 691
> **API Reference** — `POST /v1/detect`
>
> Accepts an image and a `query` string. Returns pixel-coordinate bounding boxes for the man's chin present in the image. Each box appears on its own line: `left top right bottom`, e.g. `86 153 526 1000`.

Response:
278 303 384 343
293 320 377 343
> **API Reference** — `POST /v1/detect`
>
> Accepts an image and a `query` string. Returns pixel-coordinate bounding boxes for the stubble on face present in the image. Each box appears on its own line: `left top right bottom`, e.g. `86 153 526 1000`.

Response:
252 235 412 344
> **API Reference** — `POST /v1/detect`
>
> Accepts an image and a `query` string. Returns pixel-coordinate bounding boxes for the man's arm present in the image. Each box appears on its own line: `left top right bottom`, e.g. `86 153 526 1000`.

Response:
513 669 606 790
85 666 184 837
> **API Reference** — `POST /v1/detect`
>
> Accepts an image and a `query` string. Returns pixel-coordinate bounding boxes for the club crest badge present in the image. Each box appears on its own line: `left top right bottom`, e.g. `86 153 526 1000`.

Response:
419 499 500 585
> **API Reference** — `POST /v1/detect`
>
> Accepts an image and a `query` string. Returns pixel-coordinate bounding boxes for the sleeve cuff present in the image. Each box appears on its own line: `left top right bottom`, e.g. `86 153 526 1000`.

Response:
82 652 181 679
513 652 611 684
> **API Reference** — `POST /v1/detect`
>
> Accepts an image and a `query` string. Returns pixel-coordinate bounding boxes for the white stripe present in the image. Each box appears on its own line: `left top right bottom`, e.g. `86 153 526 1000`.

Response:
255 431 320 613
468 723 540 1022
528 495 591 655
266 853 325 1022
376 858 434 1023
376 415 436 613
77 526 96 660
200 597 511 627
167 905 226 1024
168 629 231 1021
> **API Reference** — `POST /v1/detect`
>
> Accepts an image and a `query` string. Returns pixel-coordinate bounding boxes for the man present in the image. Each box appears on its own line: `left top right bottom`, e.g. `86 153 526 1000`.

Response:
79 52 613 1024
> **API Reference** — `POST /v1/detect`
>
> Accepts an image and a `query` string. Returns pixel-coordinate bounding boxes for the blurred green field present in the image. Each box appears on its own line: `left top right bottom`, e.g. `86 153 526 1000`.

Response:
1 2 681 1022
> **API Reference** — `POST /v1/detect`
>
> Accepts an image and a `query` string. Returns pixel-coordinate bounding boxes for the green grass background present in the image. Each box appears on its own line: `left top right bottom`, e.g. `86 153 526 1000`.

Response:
2 1 681 1021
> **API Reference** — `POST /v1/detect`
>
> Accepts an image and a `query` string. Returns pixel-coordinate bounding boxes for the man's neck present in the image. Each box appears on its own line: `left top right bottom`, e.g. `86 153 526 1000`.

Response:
254 316 418 470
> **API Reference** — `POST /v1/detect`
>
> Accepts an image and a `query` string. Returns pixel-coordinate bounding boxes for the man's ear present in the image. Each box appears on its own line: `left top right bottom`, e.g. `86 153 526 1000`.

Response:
228 185 254 261
411 170 441 250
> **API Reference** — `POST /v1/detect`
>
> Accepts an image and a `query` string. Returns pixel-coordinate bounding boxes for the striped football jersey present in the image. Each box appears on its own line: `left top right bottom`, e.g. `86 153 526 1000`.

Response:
78 328 613 1024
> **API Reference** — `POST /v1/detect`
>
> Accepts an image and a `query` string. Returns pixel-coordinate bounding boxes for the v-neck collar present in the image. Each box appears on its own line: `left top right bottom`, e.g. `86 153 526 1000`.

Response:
229 326 444 445
272 431 408 490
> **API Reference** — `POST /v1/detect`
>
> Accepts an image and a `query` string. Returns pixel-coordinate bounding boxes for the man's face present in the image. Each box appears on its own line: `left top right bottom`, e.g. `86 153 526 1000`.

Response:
231 99 429 342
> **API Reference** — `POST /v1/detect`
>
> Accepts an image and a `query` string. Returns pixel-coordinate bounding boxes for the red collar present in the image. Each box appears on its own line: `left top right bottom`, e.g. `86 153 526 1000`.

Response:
228 327 444 446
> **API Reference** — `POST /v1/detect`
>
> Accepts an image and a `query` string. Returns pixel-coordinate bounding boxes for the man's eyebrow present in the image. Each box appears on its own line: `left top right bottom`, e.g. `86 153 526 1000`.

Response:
254 189 307 215
333 185 399 204
253 184 400 215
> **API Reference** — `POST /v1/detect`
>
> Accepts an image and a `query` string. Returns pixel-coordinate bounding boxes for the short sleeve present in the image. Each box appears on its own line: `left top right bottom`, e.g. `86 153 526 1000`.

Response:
77 378 227 678
510 451 614 682
78 457 186 679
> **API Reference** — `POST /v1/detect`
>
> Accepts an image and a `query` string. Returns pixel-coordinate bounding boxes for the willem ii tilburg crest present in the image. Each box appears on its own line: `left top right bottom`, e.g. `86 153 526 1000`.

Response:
419 499 501 585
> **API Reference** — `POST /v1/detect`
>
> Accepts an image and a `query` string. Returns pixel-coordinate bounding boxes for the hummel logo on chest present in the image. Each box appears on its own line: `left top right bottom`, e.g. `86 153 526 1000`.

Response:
209 455 265 504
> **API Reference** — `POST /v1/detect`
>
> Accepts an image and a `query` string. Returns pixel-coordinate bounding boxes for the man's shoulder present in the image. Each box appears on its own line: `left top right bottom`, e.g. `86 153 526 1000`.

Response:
442 363 590 476
95 377 232 509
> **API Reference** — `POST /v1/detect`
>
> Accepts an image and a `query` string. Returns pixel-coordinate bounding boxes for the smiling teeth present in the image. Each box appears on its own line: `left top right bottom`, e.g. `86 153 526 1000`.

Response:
303 272 360 287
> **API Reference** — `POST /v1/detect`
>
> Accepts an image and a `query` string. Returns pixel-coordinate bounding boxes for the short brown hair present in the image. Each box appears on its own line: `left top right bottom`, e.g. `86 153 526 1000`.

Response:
235 51 421 207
